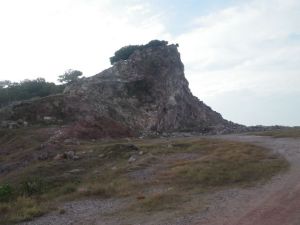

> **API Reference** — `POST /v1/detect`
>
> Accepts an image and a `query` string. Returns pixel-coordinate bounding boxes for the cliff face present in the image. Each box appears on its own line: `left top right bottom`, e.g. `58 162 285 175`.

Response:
0 44 239 138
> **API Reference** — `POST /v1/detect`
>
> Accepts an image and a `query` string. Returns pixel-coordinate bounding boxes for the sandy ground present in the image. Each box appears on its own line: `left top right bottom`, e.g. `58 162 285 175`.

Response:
21 135 300 225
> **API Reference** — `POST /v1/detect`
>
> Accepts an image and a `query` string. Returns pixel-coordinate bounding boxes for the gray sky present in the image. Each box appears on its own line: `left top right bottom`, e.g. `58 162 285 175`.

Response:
0 0 299 126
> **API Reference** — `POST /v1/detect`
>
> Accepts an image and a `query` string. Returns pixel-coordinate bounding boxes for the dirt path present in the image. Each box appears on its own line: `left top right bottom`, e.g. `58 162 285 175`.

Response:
195 135 300 225
21 135 300 225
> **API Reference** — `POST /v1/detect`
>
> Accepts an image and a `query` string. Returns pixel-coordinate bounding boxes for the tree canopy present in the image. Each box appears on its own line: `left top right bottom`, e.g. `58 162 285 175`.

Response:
0 78 64 107
58 69 83 84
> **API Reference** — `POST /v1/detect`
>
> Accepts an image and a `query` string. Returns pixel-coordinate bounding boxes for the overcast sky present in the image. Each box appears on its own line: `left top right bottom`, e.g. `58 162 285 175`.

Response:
0 0 299 126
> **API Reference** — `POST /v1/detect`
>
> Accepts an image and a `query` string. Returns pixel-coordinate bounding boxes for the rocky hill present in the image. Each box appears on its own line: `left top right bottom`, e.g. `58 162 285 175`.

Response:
0 42 241 138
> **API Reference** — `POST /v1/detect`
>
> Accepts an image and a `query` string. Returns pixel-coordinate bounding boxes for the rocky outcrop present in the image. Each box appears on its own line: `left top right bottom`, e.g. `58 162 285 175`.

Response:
0 43 242 138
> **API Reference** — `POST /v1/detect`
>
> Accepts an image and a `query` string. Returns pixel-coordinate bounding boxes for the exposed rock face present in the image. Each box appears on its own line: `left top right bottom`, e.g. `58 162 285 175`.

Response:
0 44 240 138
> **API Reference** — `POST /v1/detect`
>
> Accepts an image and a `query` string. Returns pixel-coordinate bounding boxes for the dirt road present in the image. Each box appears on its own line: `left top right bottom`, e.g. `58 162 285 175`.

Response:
22 135 300 225
196 135 300 225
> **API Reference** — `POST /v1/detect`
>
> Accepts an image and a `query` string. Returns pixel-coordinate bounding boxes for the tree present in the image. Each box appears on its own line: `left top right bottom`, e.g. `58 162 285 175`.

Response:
0 80 11 88
0 78 64 107
58 69 83 84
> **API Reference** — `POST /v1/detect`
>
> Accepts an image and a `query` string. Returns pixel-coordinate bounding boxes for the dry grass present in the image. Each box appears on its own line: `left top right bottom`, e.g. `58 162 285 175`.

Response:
249 128 300 138
134 193 182 212
0 127 290 223
165 141 288 188
0 197 45 224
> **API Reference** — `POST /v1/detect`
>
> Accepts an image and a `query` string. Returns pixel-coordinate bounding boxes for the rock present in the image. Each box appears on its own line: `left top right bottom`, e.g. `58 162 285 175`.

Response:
36 152 49 160
53 151 80 160
64 151 78 160
128 156 137 163
23 121 29 127
0 41 244 136
53 153 65 160
64 151 75 159
139 151 144 155
98 154 105 158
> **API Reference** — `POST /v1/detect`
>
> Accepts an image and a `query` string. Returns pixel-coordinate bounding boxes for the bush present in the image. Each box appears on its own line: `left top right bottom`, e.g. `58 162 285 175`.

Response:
20 178 44 196
0 184 13 202
145 40 168 48
110 40 168 65
110 45 140 65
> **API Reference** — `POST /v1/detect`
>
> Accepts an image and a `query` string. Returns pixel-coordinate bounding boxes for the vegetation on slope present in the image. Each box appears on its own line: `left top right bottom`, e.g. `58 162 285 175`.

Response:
0 127 289 224
0 69 83 108
0 78 64 107
109 40 168 64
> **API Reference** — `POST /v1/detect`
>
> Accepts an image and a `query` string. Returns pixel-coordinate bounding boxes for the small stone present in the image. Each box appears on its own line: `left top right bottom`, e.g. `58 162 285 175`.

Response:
139 151 144 155
98 154 105 158
68 168 84 173
111 166 117 170
65 151 75 160
73 155 80 160
54 153 65 160
128 156 137 163
37 152 49 160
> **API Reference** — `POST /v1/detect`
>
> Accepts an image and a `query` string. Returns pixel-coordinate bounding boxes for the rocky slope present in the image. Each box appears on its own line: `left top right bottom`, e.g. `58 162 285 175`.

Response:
0 43 241 138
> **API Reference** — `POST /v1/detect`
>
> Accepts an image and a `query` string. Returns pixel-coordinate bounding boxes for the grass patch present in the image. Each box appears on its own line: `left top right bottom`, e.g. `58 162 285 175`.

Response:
134 193 183 212
0 197 46 225
249 128 300 138
162 141 288 189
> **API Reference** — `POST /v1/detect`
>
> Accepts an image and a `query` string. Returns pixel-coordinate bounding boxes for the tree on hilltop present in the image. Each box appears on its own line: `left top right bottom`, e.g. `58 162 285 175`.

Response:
58 69 83 84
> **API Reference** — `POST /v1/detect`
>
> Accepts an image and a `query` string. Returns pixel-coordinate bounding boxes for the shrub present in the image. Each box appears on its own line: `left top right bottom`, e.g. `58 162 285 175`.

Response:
110 45 140 65
20 178 44 196
145 40 168 48
109 40 168 65
0 184 13 202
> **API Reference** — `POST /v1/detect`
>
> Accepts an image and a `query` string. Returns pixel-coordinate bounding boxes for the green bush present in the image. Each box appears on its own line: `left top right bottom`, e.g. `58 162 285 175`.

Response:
110 40 168 65
0 184 13 202
110 45 140 65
